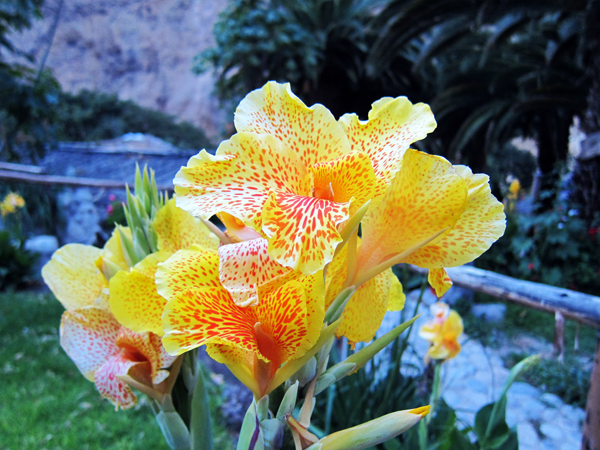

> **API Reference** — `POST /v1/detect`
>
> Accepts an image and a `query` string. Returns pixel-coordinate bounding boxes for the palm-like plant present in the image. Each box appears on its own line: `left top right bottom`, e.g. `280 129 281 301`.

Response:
368 0 591 207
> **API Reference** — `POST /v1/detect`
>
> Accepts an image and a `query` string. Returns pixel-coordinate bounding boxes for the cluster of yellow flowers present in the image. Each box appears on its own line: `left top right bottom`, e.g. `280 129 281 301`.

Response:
0 192 25 217
43 82 505 449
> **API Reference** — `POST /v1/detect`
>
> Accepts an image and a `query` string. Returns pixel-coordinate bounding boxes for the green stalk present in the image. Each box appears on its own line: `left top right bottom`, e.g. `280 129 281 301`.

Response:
190 362 213 450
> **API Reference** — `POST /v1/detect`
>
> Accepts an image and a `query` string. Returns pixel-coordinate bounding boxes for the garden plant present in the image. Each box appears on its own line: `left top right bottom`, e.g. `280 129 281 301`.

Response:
41 81 525 449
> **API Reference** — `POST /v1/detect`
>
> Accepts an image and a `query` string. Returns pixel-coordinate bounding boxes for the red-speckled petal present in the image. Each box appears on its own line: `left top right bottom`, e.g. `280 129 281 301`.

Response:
255 278 323 361
116 328 175 385
262 192 349 275
428 268 453 298
406 166 506 268
162 285 259 356
339 97 437 185
60 308 121 381
94 354 140 409
42 244 107 311
218 238 296 307
312 151 385 212
154 198 219 252
358 149 468 274
234 81 351 167
109 252 171 336
156 247 220 302
149 333 178 379
174 132 311 231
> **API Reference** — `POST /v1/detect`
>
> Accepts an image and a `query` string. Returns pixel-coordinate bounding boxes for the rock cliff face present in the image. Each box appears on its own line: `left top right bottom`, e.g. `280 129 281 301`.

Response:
9 0 227 141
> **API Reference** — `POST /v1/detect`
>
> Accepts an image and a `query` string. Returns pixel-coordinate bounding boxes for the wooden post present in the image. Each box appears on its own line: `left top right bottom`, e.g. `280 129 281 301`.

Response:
554 311 565 363
582 333 600 450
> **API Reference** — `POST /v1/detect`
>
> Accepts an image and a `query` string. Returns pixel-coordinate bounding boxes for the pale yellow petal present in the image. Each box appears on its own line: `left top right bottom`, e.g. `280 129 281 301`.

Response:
42 244 107 311
174 133 311 231
358 149 468 273
109 251 171 336
406 165 506 268
235 81 351 167
339 97 437 185
154 198 220 252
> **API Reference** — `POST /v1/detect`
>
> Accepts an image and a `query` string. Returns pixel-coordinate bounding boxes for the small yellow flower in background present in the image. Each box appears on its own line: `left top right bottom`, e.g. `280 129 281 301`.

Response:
504 178 520 213
508 179 520 197
418 302 463 361
0 192 25 217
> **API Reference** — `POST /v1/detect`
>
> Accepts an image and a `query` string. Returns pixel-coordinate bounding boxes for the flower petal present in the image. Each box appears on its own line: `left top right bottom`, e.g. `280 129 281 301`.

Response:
235 81 351 167
218 238 296 307
154 198 220 253
262 192 349 274
156 246 220 302
60 308 121 381
339 97 437 185
174 132 311 230
428 268 453 298
312 151 385 211
161 285 259 356
358 149 468 274
325 243 404 343
443 310 464 340
94 354 140 409
335 270 401 344
116 328 175 385
109 251 171 336
256 276 325 361
406 165 506 268
42 244 107 311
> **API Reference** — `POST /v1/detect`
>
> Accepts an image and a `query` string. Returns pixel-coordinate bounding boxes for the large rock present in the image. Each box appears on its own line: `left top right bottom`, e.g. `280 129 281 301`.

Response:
8 0 227 141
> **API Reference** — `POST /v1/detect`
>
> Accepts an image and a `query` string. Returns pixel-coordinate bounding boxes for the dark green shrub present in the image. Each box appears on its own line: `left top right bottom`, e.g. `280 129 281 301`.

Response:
54 90 213 149
0 231 38 291
477 204 600 296
506 353 590 408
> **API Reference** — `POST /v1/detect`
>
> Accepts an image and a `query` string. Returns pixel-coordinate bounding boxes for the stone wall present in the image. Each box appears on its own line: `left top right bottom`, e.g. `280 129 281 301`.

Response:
7 0 227 141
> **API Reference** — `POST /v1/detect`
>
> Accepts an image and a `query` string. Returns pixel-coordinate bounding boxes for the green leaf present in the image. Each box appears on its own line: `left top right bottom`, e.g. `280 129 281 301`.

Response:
275 381 298 421
475 401 510 449
324 287 356 324
237 401 265 450
190 366 213 450
154 410 192 450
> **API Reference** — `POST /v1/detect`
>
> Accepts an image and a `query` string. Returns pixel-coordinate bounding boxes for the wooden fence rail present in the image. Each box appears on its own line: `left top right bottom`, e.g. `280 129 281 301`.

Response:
408 264 600 329
0 169 173 191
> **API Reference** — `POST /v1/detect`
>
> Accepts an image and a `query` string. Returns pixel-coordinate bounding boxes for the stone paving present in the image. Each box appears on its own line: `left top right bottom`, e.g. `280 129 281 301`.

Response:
380 289 585 450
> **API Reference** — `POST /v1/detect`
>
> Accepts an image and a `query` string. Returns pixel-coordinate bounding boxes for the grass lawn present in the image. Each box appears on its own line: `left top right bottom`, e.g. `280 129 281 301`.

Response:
0 290 233 450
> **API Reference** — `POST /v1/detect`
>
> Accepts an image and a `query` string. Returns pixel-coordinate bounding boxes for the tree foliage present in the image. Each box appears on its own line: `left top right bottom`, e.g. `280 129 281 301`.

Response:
0 0 60 162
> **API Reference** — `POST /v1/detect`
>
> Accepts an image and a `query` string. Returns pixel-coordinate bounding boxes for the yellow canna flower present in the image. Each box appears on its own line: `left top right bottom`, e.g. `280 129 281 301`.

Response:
0 192 25 217
353 149 506 297
418 302 463 361
42 241 177 409
158 248 325 398
174 81 436 275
